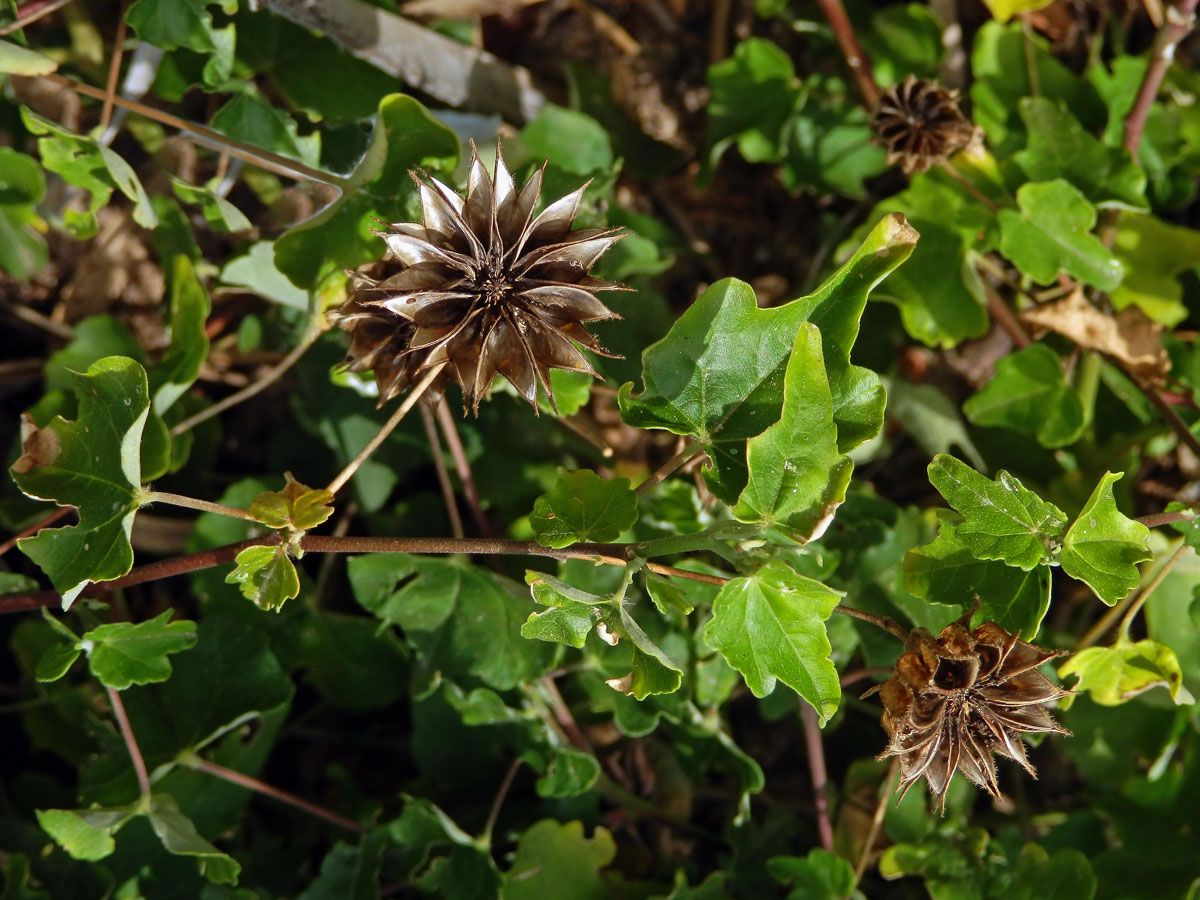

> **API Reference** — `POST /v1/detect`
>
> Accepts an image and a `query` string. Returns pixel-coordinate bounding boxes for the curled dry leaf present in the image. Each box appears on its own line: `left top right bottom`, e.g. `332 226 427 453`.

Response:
1020 289 1169 384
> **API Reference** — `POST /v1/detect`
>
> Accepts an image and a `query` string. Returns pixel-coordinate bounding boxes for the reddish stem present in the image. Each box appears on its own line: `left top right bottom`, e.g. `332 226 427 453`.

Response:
1124 0 1199 160
0 506 73 557
813 0 880 106
801 703 834 852
187 757 361 833
106 686 151 798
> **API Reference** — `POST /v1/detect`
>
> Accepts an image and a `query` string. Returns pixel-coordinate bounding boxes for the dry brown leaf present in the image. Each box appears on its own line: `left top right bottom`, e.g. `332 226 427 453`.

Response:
60 206 164 324
1020 290 1169 383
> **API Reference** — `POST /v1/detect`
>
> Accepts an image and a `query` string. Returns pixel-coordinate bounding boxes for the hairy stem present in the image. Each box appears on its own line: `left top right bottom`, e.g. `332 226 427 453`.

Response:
144 491 259 523
106 686 151 799
185 756 361 833
327 364 446 496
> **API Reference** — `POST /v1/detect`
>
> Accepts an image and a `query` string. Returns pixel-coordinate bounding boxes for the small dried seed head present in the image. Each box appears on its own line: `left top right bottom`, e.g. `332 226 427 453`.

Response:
335 141 629 412
873 618 1071 811
871 76 982 175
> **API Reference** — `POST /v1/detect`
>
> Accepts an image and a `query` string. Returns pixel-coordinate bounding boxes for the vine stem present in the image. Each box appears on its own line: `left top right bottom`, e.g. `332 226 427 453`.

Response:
1124 0 1199 159
482 758 522 846
1118 541 1189 641
106 686 151 799
1135 376 1200 460
636 442 701 496
813 0 880 106
0 506 72 557
170 331 320 437
833 605 909 641
184 756 361 833
144 491 259 523
327 364 446 496
435 399 492 537
1136 509 1195 528
0 0 74 36
41 74 348 188
801 703 834 852
982 282 1032 349
100 0 129 130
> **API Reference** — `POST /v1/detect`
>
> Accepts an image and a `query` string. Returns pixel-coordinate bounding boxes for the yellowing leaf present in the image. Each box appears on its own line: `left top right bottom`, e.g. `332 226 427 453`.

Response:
1060 639 1193 706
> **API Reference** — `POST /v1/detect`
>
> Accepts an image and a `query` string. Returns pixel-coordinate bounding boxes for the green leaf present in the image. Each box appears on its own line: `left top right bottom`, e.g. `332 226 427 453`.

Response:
536 747 602 798
886 378 986 471
0 37 57 74
11 357 151 608
125 0 235 53
620 214 917 501
904 512 1052 639
782 75 888 199
275 94 458 289
247 472 334 532
608 603 684 699
298 834 387 900
210 92 320 168
521 104 613 175
83 610 198 690
767 849 856 900
19 108 157 238
503 820 616 900
1013 97 1146 208
170 177 252 233
219 240 310 310
963 343 1086 448
1110 211 1200 327
150 254 211 415
998 180 1124 290
224 545 299 611
147 794 241 884
1060 638 1193 705
733 324 853 541
349 554 551 691
1060 472 1151 605
981 0 1052 21
35 806 135 861
1011 844 1097 900
927 454 1067 570
704 37 801 169
0 147 48 279
522 573 600 648
530 470 637 548
702 561 842 722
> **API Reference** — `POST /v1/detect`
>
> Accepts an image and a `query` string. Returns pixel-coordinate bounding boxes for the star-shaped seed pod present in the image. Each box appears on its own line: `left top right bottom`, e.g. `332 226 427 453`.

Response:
871 75 982 175
335 142 628 412
872 618 1071 811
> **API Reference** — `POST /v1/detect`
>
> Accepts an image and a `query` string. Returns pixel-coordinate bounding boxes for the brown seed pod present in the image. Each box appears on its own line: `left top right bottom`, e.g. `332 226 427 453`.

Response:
335 142 629 412
871 76 982 175
872 617 1071 811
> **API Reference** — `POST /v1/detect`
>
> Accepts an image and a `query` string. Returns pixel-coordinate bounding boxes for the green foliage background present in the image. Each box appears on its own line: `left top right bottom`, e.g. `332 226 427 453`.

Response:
2 0 1200 898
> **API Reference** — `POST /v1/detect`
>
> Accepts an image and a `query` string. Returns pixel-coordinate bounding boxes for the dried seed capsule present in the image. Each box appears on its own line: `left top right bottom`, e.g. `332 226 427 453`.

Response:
335 142 628 412
871 76 982 175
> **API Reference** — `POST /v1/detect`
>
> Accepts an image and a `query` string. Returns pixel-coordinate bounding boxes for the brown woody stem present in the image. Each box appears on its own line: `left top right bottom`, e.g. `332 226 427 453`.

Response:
637 442 702 496
833 605 909 641
0 506 72 557
106 686 151 799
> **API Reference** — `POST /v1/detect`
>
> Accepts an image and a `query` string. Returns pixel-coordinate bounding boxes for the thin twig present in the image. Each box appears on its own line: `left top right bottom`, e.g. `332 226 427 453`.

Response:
145 491 260 522
637 442 701 496
100 2 130 130
41 74 348 188
1118 541 1189 641
854 761 898 886
1136 509 1195 528
327 364 446 496
106 686 151 799
421 402 464 539
0 0 74 36
982 283 1031 348
833 605 909 641
483 758 522 846
170 332 319 436
0 506 73 557
186 756 362 833
801 703 834 852
1076 540 1187 650
1020 14 1041 96
1124 0 1199 159
1 300 75 340
435 398 492 537
813 0 880 106
1135 374 1200 459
